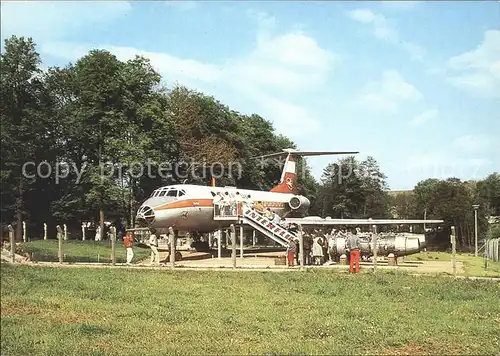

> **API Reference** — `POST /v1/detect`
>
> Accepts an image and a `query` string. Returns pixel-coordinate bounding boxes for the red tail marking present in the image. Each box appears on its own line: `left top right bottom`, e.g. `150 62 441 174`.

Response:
270 154 297 194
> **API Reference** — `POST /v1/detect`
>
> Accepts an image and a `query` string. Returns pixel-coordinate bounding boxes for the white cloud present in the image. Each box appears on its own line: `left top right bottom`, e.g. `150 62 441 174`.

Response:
255 32 335 69
409 109 438 127
401 43 426 62
346 8 426 61
403 152 492 182
452 135 492 153
250 10 277 32
447 30 500 98
41 41 223 83
347 8 396 41
229 30 339 93
0 1 131 41
357 70 422 113
38 11 333 140
164 1 199 11
380 1 422 11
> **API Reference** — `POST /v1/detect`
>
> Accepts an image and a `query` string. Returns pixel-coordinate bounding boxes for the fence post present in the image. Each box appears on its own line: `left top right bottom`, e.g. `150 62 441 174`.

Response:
170 230 176 269
8 225 15 263
56 225 63 263
110 226 116 265
451 226 456 277
240 225 244 259
298 225 304 271
43 223 47 240
82 223 86 241
231 224 236 269
217 229 222 259
372 224 377 273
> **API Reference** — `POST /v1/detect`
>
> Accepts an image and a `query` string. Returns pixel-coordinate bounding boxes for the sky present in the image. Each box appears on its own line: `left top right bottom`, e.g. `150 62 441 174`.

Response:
1 0 499 190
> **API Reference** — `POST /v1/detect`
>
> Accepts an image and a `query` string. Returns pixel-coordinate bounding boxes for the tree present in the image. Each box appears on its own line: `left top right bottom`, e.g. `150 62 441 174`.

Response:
413 177 489 249
316 156 390 219
0 36 45 240
357 156 390 218
389 191 416 219
318 156 364 218
476 173 500 216
166 85 240 185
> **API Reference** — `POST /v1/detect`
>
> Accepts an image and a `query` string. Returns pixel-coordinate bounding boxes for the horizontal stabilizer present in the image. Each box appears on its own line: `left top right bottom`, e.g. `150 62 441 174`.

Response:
252 149 359 160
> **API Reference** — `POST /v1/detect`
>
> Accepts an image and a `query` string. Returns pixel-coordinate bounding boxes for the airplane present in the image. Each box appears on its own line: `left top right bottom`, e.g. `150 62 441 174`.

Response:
135 148 444 242
135 149 359 235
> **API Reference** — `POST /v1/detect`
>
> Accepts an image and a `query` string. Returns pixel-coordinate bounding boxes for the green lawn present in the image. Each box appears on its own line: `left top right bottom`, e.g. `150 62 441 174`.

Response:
403 251 500 277
17 240 151 264
1 264 499 355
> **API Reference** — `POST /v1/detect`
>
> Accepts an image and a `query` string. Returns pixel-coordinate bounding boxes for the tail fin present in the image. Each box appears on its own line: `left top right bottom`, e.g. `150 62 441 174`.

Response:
253 149 359 194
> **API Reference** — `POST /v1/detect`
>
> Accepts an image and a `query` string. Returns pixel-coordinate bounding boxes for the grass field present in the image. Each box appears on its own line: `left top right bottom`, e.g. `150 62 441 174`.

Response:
17 240 151 264
15 240 500 277
403 251 500 277
1 264 499 355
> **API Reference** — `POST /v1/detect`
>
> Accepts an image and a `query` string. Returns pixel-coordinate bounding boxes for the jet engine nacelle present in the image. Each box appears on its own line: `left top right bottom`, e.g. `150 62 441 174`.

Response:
327 234 422 259
288 195 310 213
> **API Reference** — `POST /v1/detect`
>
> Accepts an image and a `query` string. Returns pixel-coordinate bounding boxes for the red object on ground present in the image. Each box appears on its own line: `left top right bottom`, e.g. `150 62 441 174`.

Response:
288 252 295 267
349 249 360 273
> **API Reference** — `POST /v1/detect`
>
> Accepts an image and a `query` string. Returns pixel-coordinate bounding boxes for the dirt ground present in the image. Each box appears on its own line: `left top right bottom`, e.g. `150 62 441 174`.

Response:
1 248 466 275
139 250 467 274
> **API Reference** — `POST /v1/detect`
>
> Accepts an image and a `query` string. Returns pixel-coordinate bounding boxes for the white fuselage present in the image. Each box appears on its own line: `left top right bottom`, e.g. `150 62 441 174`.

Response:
136 184 294 233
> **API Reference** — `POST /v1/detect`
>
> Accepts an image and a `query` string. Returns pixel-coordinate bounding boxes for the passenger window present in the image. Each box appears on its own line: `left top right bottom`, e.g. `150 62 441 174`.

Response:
178 190 186 197
167 190 178 197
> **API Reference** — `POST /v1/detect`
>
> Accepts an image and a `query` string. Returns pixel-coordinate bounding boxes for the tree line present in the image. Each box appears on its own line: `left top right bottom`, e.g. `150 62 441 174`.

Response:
1 35 499 249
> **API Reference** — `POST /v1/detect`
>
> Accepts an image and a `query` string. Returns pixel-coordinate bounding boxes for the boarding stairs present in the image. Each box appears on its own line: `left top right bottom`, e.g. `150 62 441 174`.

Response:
239 207 297 247
213 201 297 247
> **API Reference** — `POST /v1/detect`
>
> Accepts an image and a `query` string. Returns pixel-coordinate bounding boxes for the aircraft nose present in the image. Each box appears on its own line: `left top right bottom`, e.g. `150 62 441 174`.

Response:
137 205 155 225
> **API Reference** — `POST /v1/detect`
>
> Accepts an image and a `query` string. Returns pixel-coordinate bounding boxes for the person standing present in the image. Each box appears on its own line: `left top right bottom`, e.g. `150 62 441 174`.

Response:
312 237 324 265
149 229 159 265
123 232 134 265
272 211 281 225
295 238 301 266
213 192 223 217
286 238 296 267
302 233 312 265
347 228 361 273
95 225 101 241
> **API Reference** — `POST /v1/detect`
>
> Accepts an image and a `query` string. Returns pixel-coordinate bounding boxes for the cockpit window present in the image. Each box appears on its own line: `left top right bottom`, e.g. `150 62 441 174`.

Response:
159 190 167 197
178 190 186 197
153 190 161 197
167 190 178 197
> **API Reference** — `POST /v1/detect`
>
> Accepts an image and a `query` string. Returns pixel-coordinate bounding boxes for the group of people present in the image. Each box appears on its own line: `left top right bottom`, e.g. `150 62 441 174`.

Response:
121 227 176 265
213 191 253 217
263 207 282 225
285 227 363 273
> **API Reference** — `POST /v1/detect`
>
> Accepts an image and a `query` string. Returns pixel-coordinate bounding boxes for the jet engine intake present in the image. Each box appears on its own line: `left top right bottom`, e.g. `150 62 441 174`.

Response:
288 195 310 213
136 205 155 226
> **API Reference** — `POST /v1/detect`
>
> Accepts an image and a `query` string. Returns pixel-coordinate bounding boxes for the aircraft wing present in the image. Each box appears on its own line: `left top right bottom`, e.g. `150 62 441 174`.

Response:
283 218 444 225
